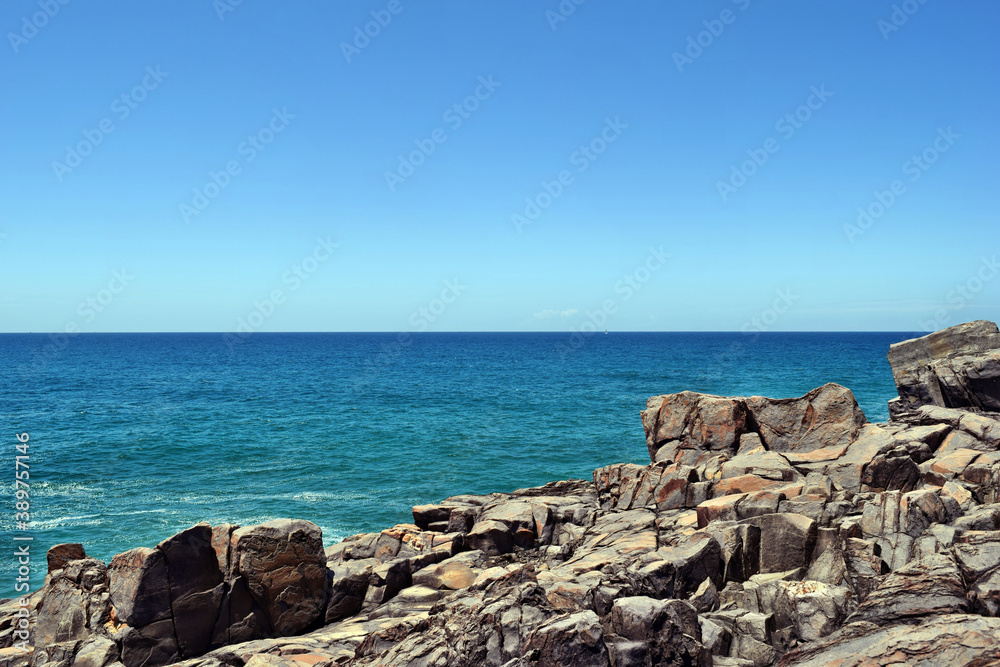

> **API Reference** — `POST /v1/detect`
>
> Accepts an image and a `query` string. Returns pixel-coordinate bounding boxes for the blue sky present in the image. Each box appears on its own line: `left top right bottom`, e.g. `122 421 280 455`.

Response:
1 0 997 333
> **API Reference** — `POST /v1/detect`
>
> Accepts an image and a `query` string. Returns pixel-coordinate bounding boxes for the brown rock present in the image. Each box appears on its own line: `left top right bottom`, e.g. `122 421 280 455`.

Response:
744 383 867 454
156 523 224 658
466 519 513 556
697 494 746 527
521 610 609 667
108 547 172 627
742 513 817 575
604 597 711 666
46 543 87 574
641 392 749 463
231 519 327 636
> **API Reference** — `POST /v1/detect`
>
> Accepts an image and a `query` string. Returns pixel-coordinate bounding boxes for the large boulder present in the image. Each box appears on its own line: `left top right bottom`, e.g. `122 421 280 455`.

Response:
156 524 224 658
888 320 1000 412
641 392 749 463
640 384 867 464
743 384 867 454
230 519 328 635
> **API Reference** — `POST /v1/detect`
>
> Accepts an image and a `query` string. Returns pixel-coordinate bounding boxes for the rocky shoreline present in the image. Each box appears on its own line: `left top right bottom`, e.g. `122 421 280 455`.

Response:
3 320 1000 666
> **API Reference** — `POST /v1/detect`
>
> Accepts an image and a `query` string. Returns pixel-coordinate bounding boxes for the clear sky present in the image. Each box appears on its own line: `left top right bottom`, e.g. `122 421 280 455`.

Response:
1 0 997 333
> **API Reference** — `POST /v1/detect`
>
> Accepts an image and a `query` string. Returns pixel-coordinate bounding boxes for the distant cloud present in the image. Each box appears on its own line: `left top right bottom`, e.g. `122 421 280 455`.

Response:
534 308 578 320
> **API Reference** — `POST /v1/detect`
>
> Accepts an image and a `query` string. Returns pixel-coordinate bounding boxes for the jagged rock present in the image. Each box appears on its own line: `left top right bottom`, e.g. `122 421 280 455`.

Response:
603 597 711 666
780 580 852 642
637 532 722 599
688 577 719 613
888 320 1000 412
779 614 1000 666
848 553 967 624
34 559 109 647
641 392 749 463
47 545 87 575
521 610 608 667
860 445 921 491
744 383 867 454
157 524 224 658
742 513 816 575
230 520 327 635
19 324 1000 667
466 520 514 556
108 548 172 627
71 636 118 667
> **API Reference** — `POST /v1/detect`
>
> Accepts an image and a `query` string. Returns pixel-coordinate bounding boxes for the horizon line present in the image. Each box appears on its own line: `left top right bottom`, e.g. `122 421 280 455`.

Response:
0 330 928 335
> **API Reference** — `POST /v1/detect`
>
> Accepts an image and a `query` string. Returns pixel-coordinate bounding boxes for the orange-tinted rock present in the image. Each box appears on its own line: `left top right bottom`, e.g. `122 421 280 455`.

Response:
46 543 86 574
744 383 867 453
697 494 746 528
713 475 784 498
931 448 983 478
641 392 749 462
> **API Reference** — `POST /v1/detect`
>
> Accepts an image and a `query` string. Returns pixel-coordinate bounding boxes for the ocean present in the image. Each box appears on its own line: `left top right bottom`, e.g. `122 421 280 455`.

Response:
0 331 917 598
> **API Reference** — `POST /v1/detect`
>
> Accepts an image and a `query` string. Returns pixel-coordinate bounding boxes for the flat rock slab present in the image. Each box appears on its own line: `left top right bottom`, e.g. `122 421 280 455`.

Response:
779 614 1000 666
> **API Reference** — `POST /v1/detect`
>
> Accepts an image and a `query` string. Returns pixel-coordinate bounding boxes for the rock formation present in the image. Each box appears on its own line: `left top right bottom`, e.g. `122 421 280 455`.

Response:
3 321 1000 666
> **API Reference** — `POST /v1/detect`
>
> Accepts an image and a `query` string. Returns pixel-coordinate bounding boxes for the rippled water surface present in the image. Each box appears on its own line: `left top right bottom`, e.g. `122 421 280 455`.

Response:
0 331 917 597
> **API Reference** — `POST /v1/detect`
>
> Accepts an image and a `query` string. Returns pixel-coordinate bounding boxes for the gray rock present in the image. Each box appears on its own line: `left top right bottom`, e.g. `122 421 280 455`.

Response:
888 320 1000 412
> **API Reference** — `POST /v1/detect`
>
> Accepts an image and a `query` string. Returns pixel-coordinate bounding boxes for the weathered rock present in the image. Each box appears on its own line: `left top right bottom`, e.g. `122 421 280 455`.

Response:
641 392 749 463
888 320 1000 412
108 548 172 627
742 513 817 575
34 560 107 646
603 597 711 666
157 524 224 658
848 553 967 624
638 532 722 599
743 383 867 453
521 610 608 667
231 520 327 636
72 636 119 667
779 614 1000 666
46 544 87 575
465 520 513 556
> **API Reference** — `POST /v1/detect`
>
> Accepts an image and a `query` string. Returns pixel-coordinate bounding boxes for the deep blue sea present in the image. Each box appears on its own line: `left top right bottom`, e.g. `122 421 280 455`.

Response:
0 332 918 598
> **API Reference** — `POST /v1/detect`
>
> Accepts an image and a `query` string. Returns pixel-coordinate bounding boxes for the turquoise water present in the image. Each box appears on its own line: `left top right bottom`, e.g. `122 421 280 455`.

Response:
0 332 916 597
